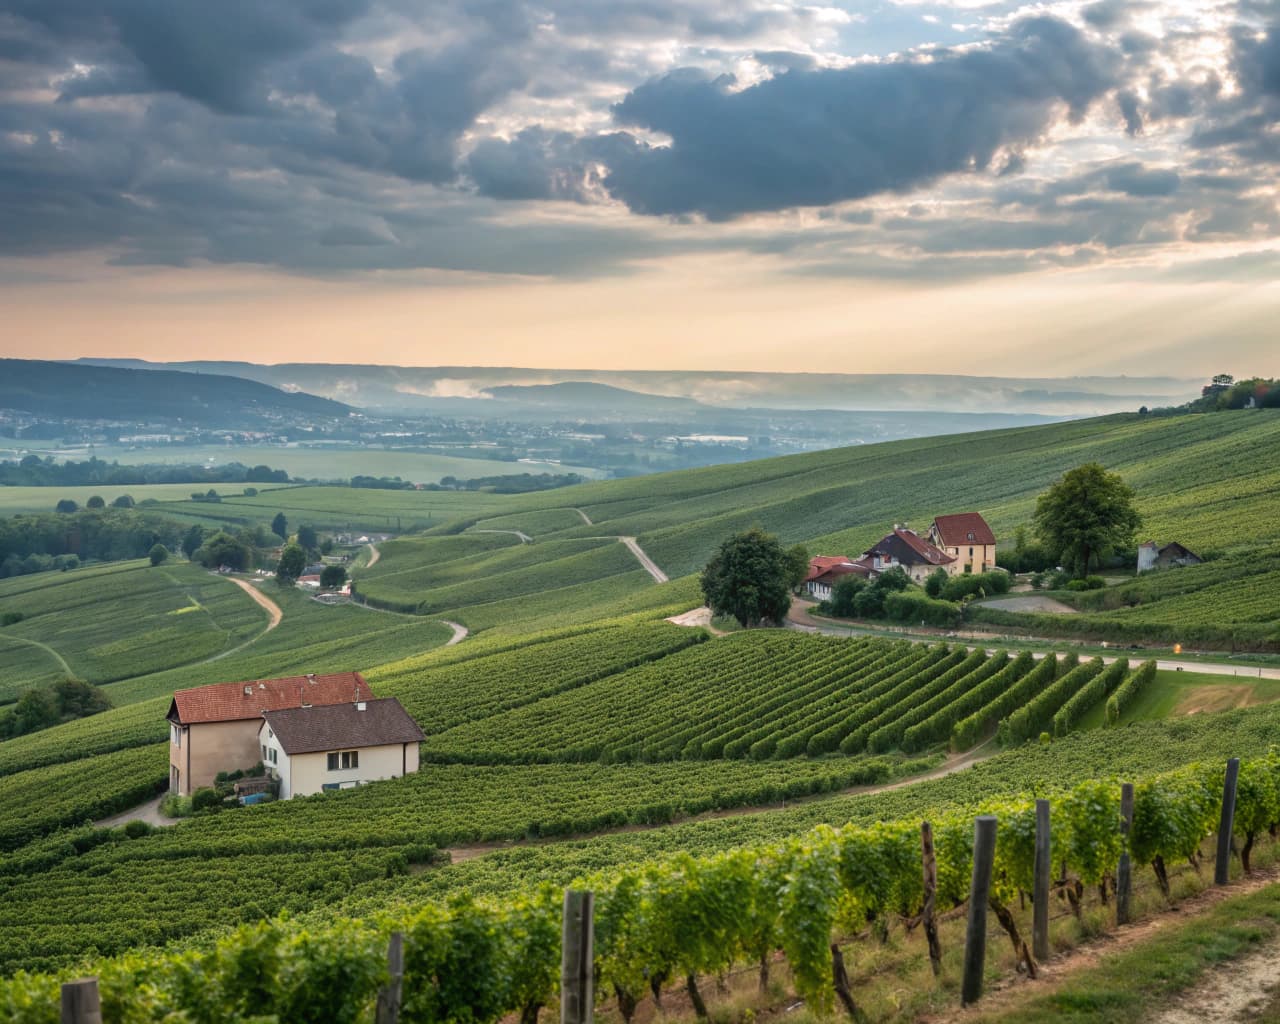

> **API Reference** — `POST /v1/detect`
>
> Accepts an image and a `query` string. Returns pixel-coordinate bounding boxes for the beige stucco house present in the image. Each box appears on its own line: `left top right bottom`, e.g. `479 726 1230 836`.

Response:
166 672 373 796
259 698 425 798
928 513 997 576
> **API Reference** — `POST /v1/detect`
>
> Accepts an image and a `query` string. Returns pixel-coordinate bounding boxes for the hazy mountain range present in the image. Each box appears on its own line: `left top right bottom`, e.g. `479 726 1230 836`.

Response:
73 359 1197 417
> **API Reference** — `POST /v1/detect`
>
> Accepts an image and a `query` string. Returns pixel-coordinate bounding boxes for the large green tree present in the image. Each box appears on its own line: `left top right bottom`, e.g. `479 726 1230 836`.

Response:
270 512 288 541
194 531 253 572
276 543 307 585
700 527 793 627
296 524 319 553
1033 463 1141 577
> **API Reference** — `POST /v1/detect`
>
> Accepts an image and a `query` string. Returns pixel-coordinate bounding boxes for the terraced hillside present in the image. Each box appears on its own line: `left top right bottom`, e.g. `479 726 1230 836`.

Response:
357 410 1280 643
0 561 265 700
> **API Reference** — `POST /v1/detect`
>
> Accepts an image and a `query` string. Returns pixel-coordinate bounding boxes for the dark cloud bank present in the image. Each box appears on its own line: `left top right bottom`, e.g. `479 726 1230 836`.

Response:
0 0 1276 277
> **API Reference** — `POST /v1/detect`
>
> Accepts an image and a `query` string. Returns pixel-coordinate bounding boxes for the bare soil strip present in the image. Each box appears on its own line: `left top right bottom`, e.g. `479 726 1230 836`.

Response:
619 536 669 583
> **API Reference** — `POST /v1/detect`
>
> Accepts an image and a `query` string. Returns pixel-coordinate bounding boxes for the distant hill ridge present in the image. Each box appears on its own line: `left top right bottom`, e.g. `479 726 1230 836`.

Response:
71 359 1196 416
3 360 349 425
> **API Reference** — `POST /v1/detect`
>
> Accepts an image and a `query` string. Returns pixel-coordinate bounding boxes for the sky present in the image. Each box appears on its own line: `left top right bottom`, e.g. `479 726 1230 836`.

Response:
0 0 1278 375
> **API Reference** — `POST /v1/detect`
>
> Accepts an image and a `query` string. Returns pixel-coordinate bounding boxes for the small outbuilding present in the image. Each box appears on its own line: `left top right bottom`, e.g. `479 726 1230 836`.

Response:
1138 541 1203 573
259 697 426 799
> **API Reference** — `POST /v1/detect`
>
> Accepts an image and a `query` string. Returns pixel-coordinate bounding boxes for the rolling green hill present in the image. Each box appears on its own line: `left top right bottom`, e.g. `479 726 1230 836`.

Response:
3 407 1280 994
0 562 266 701
359 409 1280 644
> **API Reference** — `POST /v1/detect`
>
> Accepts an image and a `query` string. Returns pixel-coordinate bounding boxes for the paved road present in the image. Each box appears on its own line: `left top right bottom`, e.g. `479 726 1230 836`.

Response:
786 599 1280 680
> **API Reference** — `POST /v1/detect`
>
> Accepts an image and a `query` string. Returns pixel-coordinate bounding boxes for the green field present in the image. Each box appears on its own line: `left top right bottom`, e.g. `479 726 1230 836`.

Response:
147 484 519 533
0 482 262 515
0 561 266 701
7 442 602 484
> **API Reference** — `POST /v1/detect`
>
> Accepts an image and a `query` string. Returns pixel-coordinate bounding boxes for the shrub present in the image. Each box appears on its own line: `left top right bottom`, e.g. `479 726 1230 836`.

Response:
191 787 222 813
924 569 948 598
883 591 961 627
940 570 1010 602
123 820 153 839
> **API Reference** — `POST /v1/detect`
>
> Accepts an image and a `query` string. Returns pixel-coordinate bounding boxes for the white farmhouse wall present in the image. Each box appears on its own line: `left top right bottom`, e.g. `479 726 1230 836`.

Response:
259 730 418 799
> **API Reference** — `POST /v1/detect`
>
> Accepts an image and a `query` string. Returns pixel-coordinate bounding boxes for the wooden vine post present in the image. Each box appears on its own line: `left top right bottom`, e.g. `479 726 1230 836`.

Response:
1032 799 1050 961
961 815 998 1007
60 979 102 1024
375 932 405 1024
921 821 943 977
1215 759 1240 886
1116 784 1134 926
561 890 595 1024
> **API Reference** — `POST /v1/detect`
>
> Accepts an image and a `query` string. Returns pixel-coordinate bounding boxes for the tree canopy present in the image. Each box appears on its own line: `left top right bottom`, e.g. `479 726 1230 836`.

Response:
271 513 288 541
276 543 307 584
320 564 347 589
1033 462 1141 577
296 524 319 552
700 527 793 627
194 531 253 572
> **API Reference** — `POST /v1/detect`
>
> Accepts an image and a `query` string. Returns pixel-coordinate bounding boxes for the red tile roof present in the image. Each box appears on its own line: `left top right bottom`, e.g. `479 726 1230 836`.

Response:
805 555 853 582
811 563 873 584
890 528 955 566
931 513 996 547
168 672 372 725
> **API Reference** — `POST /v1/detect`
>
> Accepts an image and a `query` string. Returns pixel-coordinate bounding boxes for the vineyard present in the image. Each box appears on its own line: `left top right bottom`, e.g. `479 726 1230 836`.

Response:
353 410 1280 647
0 561 265 699
419 633 1150 765
4 744 1279 1021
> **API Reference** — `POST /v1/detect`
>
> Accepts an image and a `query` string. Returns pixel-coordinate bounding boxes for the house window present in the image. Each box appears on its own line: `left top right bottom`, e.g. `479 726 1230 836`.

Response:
268 748 278 765
171 724 181 747
969 547 974 559
261 744 267 761
327 750 359 771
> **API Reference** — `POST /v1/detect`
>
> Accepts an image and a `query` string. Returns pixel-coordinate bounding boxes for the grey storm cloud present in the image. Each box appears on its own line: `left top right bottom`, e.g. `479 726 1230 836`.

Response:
0 0 1276 282
471 16 1123 219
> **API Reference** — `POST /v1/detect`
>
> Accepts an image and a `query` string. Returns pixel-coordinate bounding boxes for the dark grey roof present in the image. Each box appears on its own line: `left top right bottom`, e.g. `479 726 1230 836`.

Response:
261 697 425 755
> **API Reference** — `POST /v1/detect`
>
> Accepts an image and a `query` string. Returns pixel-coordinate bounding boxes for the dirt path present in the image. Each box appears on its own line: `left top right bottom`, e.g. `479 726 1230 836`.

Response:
471 528 532 543
444 743 994 865
665 606 728 636
226 577 283 630
782 598 1280 680
93 794 179 830
950 868 1280 1023
571 508 593 525
978 595 1078 614
1149 937 1280 1024
441 620 468 646
0 633 74 677
365 543 381 568
619 536 669 583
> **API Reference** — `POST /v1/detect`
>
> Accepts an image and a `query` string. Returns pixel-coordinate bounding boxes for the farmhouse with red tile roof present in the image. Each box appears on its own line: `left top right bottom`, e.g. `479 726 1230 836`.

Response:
928 513 997 575
167 672 372 795
862 527 956 584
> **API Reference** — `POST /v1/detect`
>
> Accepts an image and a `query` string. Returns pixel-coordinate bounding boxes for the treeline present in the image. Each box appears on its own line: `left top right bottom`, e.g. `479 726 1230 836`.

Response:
0 678 111 739
0 455 290 487
436 472 587 494
0 508 184 578
1147 374 1280 415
